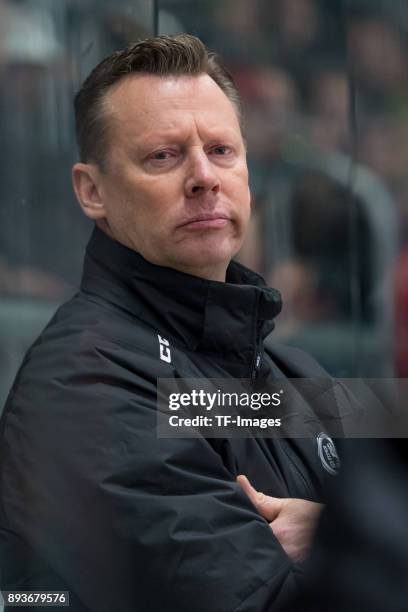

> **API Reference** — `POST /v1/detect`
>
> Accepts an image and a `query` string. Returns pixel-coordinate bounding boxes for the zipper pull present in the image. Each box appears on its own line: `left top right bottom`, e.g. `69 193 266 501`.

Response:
252 352 262 379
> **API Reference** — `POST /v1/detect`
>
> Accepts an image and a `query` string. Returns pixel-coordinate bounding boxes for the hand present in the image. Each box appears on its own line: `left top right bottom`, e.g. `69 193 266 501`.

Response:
237 474 323 562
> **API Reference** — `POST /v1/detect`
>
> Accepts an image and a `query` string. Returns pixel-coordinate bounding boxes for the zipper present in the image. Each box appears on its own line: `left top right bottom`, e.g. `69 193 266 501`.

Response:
250 321 264 380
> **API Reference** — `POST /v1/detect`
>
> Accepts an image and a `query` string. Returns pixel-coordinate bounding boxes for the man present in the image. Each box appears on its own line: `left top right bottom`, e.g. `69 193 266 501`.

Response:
0 35 339 611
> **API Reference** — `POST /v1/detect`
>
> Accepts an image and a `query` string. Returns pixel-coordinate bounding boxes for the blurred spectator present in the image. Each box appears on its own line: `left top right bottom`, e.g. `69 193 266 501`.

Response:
209 0 269 61
358 117 408 193
307 68 350 154
265 170 372 325
233 66 300 201
238 67 299 159
276 0 320 49
347 12 408 111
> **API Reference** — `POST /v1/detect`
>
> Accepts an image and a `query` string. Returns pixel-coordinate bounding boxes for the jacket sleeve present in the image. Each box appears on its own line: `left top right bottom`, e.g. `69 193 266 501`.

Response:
0 340 303 612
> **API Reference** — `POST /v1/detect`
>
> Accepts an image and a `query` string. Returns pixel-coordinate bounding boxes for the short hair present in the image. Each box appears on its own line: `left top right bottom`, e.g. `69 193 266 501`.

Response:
74 34 241 169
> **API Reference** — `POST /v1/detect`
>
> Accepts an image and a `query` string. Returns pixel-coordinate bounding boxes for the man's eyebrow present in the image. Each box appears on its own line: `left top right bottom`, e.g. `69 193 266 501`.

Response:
136 129 240 146
127 133 182 154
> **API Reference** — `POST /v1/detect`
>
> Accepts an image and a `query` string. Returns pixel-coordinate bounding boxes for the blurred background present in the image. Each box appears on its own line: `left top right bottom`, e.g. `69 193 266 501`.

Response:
1 0 407 410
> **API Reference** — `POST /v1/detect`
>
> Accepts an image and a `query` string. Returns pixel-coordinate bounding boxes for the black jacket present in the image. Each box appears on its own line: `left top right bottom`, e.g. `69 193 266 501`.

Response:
0 227 339 611
284 440 408 612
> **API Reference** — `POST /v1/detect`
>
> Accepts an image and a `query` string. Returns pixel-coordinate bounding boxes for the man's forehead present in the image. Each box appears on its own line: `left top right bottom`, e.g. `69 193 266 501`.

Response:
103 73 240 130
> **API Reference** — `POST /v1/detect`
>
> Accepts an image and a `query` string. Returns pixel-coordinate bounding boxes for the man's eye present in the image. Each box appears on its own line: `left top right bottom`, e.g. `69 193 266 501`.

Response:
151 151 171 160
212 145 232 155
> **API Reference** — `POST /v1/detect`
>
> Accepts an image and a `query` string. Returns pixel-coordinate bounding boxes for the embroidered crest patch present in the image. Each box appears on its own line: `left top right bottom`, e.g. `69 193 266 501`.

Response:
317 432 341 475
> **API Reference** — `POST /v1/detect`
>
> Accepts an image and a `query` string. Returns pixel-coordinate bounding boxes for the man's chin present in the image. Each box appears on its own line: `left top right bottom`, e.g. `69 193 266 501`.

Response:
167 244 239 281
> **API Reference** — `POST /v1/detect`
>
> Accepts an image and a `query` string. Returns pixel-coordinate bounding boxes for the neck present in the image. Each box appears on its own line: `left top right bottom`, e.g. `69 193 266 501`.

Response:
169 262 228 283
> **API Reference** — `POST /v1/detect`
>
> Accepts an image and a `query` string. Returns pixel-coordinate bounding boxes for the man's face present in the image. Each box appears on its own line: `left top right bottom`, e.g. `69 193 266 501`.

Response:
87 73 251 281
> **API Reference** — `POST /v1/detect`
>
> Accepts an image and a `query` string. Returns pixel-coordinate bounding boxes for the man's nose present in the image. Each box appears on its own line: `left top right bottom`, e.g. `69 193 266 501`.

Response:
184 151 220 199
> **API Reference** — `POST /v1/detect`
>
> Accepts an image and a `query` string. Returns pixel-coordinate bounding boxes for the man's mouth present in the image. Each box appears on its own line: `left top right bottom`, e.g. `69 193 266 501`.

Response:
178 214 230 229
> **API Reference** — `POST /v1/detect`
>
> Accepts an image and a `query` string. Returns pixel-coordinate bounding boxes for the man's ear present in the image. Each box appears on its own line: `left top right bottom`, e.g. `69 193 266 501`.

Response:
72 162 106 220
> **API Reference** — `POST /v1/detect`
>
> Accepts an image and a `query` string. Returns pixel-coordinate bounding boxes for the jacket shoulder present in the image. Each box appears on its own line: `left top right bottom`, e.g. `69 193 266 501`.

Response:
26 291 174 377
2 292 176 429
264 339 331 377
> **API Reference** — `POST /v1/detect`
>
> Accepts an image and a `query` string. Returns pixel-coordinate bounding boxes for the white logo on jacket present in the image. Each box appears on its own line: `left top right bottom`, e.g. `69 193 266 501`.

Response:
317 432 341 475
158 334 171 363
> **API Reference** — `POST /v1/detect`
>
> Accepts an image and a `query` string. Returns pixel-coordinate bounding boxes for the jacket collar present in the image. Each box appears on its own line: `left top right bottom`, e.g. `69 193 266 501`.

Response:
80 227 281 367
